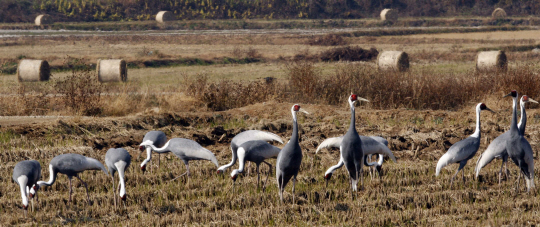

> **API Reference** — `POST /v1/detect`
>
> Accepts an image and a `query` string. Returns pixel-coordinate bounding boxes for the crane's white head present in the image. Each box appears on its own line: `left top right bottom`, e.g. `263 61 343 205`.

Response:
348 94 369 109
230 169 240 182
477 103 495 113
29 184 40 199
503 90 518 98
291 104 309 121
522 95 539 104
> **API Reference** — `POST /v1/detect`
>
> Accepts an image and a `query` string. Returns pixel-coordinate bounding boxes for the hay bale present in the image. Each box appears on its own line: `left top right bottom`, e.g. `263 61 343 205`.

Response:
96 59 127 82
377 51 409 72
380 9 398 21
476 51 507 72
492 8 507 18
156 11 175 23
17 59 50 82
35 14 53 26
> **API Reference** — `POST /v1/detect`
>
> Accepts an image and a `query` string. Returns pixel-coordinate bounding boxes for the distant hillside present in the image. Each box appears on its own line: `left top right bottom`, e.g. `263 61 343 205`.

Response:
1 0 539 23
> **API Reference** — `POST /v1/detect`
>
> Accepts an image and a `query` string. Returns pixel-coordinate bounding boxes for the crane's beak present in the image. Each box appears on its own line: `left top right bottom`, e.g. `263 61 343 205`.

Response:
358 97 369 102
300 109 309 114
530 98 539 104
121 194 127 201
141 165 146 173
503 92 513 98
485 107 496 114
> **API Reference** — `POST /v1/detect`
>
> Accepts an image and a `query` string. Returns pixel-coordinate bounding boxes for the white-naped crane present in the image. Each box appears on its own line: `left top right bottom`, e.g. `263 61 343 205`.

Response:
218 130 283 174
31 153 108 204
139 131 168 172
475 95 538 183
12 160 41 215
504 90 535 192
317 135 396 187
436 103 494 188
105 148 131 208
276 104 309 203
230 140 281 191
139 138 219 180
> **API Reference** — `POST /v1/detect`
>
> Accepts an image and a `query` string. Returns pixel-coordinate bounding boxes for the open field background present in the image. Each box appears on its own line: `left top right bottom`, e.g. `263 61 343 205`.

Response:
1 19 540 225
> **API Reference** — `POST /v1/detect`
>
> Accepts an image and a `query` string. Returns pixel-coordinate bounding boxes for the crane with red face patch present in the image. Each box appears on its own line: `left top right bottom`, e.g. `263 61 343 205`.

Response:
276 104 309 203
436 103 494 188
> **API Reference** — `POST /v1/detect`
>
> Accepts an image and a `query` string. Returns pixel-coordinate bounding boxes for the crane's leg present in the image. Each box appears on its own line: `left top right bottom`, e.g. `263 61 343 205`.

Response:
292 176 297 204
158 153 161 169
450 162 466 189
247 162 251 176
278 175 284 203
117 180 121 206
462 168 465 183
262 161 272 192
171 162 190 181
75 176 90 204
111 175 117 208
68 177 73 204
499 160 504 185
256 164 260 189
30 195 34 212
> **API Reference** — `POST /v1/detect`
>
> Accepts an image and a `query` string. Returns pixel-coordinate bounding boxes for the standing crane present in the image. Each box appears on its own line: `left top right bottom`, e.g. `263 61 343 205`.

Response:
435 103 494 188
12 160 41 215
276 104 309 203
230 140 281 191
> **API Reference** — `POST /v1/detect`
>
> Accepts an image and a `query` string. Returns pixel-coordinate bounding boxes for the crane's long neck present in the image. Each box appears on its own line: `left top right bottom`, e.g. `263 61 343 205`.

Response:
325 157 344 175
518 99 526 136
471 105 482 138
114 161 128 197
149 141 172 153
37 164 57 187
141 147 153 167
17 176 29 207
510 96 519 134
218 145 238 172
291 110 299 143
349 103 356 132
236 147 247 173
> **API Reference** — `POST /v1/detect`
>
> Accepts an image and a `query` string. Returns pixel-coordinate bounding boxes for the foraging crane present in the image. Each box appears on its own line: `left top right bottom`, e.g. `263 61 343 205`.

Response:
276 104 309 203
105 148 131 208
317 136 396 186
435 103 494 188
12 160 41 215
230 140 281 191
218 130 283 174
475 95 538 183
504 90 535 192
139 131 168 172
139 138 219 180
32 153 108 204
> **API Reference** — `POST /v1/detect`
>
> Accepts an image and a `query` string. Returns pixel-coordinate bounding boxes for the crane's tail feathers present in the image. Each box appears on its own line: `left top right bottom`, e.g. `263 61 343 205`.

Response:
316 137 343 154
378 145 397 163
234 130 284 145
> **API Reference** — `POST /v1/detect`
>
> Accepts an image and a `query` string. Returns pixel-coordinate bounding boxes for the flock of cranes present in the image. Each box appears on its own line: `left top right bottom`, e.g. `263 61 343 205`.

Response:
11 91 537 215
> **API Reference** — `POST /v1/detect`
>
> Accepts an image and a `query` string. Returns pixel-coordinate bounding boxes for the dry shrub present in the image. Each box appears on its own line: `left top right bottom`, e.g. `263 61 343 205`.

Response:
307 34 347 46
286 62 320 103
320 46 379 62
13 84 52 115
54 68 103 115
184 74 276 111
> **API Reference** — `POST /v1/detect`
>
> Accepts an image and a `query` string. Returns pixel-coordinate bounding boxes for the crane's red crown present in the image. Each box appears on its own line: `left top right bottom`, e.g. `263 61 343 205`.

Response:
293 104 300 111
351 94 357 101
523 95 529 101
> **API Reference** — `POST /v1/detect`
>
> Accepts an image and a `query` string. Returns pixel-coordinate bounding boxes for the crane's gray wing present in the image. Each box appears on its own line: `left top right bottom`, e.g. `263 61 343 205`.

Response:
241 140 281 160
316 136 343 153
475 132 509 177
436 136 479 176
368 136 389 147
232 130 284 146
142 131 168 148
171 138 219 167
521 137 535 189
361 136 397 163
105 148 132 175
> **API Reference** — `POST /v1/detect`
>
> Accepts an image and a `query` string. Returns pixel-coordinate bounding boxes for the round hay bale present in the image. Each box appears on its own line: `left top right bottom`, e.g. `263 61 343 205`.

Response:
380 9 398 21
17 59 50 82
35 14 53 26
156 11 175 23
476 51 507 72
96 59 127 82
492 8 507 18
377 51 409 72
